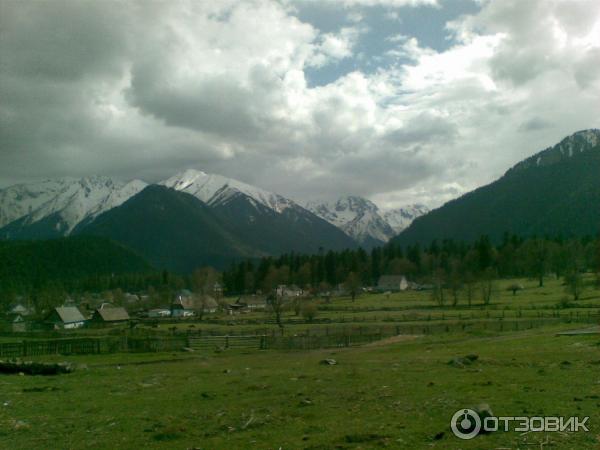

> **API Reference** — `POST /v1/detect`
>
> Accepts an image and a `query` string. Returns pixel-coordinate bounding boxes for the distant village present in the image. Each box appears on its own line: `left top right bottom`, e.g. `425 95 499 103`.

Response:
1 275 421 332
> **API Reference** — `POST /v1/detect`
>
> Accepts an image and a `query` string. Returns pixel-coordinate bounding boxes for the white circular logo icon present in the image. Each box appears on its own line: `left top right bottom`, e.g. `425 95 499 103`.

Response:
451 409 481 440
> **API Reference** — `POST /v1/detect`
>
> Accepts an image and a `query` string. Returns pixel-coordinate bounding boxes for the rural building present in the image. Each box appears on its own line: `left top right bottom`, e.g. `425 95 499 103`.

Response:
227 298 248 314
124 293 140 305
213 282 224 297
45 306 86 329
243 296 267 310
5 313 27 332
90 306 130 325
9 303 32 316
171 292 218 317
276 284 304 297
171 296 196 317
147 308 171 318
377 275 409 292
201 296 218 313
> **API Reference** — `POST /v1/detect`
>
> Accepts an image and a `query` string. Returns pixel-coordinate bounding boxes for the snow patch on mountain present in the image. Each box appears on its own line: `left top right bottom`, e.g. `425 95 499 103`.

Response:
383 204 430 234
306 196 429 245
511 129 600 172
0 176 147 233
160 169 295 213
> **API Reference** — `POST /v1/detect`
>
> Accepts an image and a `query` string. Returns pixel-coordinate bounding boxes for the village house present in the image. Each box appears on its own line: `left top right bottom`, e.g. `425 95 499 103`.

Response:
171 290 218 317
243 295 267 310
377 275 409 292
90 306 130 326
171 297 196 317
45 306 86 329
147 308 171 318
9 303 33 316
276 284 304 297
4 313 28 332
227 298 248 314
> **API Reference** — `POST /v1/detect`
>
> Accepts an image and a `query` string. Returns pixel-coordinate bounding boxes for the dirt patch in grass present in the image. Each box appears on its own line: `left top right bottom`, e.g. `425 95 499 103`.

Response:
362 334 422 347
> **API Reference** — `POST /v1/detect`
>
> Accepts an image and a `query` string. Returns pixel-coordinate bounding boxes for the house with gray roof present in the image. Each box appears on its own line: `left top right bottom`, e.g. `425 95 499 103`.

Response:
90 306 130 325
45 306 86 329
377 275 409 292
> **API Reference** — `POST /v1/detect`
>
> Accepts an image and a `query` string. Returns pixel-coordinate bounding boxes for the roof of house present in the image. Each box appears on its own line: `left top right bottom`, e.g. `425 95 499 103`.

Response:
172 296 195 310
52 306 86 324
378 275 407 284
6 313 25 323
240 296 267 306
10 304 29 314
172 294 218 310
95 307 130 322
203 296 218 308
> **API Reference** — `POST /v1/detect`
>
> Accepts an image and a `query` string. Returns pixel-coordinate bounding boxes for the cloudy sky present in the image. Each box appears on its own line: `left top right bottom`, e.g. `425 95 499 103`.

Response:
1 0 599 208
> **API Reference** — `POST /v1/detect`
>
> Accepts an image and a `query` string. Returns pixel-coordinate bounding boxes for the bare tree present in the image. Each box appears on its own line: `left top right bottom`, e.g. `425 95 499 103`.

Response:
344 272 360 302
564 270 584 301
262 266 288 331
480 268 497 306
431 268 446 306
301 302 318 322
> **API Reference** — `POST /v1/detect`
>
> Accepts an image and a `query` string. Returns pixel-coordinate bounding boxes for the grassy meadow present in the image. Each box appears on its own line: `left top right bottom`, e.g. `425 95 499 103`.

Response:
1 275 599 449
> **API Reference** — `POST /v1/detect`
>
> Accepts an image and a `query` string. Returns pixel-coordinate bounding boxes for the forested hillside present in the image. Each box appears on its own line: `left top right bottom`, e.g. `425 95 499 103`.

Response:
394 130 600 246
0 236 152 292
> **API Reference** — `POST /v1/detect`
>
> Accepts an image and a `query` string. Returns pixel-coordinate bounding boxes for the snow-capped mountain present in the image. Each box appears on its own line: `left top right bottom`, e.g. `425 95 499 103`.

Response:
160 169 357 255
510 128 600 173
306 196 394 246
160 169 295 213
383 204 431 234
305 196 429 247
0 176 147 238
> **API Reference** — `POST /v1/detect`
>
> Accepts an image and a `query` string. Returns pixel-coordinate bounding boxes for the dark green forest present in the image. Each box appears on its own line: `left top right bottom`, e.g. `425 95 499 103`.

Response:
0 236 152 291
221 234 600 296
1 233 598 314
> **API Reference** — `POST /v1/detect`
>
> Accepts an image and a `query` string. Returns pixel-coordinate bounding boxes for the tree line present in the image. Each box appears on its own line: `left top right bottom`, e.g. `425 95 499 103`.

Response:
221 234 600 297
2 234 598 315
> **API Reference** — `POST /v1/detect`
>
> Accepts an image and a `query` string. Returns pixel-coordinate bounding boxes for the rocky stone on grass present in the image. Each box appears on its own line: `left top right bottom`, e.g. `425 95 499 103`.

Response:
319 359 337 365
0 359 74 375
447 354 479 368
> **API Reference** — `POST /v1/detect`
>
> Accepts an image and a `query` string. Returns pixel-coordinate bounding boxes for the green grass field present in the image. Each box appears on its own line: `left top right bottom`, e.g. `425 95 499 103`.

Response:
1 276 599 449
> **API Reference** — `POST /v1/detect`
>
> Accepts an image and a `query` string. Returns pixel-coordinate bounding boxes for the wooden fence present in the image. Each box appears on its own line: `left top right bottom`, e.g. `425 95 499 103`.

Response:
187 335 265 351
0 315 596 357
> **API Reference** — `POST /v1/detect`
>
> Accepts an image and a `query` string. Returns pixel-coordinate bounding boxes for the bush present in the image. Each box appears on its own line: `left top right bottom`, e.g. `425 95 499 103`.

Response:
301 302 318 322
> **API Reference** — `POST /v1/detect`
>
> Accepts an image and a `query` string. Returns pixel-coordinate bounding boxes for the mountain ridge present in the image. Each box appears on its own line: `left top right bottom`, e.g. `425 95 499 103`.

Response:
393 129 600 246
306 196 428 247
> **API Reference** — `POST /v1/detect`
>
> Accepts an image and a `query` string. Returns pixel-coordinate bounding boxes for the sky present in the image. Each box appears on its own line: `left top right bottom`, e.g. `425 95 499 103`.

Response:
1 0 599 209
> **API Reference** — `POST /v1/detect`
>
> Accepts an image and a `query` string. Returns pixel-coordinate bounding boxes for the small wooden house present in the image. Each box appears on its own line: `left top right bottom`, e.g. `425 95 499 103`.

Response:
6 313 27 332
377 275 408 292
147 308 171 318
90 306 130 325
45 306 86 329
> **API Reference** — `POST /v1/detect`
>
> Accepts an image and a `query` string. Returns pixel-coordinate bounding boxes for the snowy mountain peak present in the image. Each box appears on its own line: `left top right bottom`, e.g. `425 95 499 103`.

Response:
306 196 429 246
382 204 430 234
510 128 600 173
161 169 295 213
0 176 147 234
